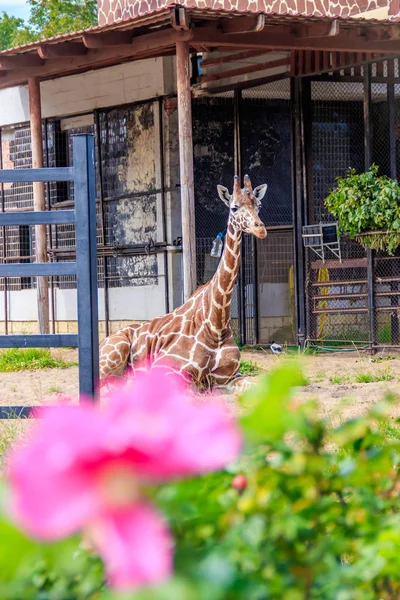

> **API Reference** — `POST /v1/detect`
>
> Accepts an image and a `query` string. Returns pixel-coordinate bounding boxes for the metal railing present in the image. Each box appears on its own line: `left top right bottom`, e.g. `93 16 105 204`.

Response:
0 135 98 417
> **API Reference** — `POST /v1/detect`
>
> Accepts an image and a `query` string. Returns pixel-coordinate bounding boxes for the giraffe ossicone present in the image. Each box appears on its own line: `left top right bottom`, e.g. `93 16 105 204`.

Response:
99 174 268 394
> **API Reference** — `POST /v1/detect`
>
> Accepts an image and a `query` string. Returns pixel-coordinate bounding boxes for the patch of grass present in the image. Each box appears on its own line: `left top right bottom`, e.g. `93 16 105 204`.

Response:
0 348 77 373
47 385 62 394
240 360 261 377
0 418 26 468
355 367 394 384
331 373 350 385
355 372 375 384
313 370 326 383
371 355 396 363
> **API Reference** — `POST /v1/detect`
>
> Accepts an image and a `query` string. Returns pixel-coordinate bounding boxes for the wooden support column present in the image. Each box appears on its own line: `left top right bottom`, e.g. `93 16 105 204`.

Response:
387 61 399 344
176 41 196 301
291 77 307 348
363 64 376 350
28 77 49 334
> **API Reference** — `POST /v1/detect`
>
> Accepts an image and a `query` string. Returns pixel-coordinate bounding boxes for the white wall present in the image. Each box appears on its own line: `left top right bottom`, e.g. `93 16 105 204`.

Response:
0 56 172 127
0 282 167 323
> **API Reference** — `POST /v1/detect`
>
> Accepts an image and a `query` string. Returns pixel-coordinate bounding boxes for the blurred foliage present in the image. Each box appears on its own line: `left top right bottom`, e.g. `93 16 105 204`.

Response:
2 363 400 598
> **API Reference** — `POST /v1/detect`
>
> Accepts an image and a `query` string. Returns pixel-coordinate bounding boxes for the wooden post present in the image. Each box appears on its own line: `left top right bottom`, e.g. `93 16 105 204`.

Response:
176 41 196 301
28 77 49 334
363 64 376 350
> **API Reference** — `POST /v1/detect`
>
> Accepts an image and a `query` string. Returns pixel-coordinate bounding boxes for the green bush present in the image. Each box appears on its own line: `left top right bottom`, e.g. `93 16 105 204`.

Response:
3 364 400 599
325 165 400 254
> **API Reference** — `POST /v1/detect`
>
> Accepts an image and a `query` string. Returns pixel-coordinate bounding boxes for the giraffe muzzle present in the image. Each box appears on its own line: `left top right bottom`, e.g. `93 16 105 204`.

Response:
251 224 267 239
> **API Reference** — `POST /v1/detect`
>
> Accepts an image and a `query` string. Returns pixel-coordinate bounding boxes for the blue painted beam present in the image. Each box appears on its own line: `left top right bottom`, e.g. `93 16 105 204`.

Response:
0 263 77 277
0 334 78 348
0 210 76 226
0 167 74 183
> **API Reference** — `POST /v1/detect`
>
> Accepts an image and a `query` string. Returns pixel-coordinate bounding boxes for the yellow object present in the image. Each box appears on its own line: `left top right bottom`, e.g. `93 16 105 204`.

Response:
317 268 330 339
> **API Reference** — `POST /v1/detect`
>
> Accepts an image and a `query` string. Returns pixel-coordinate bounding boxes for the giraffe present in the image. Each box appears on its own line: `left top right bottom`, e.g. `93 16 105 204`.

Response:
99 174 267 393
98 0 388 26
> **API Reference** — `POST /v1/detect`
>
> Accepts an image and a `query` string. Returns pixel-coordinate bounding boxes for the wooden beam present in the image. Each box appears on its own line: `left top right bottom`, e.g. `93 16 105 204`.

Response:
200 49 272 68
170 6 191 31
191 26 400 53
0 28 192 89
200 56 289 83
222 14 265 34
28 77 49 335
82 30 133 48
0 53 43 70
38 42 87 59
301 20 340 38
194 70 289 96
176 40 196 301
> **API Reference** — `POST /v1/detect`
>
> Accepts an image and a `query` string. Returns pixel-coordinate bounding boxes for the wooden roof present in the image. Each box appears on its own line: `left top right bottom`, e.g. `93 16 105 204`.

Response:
0 6 399 90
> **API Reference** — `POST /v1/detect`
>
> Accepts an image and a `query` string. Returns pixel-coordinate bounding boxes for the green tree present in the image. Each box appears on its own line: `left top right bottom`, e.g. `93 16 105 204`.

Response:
0 13 26 51
2 0 98 49
26 0 97 39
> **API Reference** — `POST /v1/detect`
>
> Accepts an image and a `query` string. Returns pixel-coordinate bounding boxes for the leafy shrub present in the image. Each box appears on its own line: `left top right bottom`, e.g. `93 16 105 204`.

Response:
325 165 400 253
2 364 400 599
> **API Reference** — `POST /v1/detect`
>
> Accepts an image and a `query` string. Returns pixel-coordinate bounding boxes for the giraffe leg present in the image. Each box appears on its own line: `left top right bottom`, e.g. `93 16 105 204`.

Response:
214 374 256 395
99 332 131 387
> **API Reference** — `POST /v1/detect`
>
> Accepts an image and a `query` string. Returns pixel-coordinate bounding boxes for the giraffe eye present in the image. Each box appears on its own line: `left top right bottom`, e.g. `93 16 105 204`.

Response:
231 206 239 213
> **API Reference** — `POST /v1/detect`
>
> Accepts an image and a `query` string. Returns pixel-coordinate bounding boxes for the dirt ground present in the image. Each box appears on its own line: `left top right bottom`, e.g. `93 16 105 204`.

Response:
2 348 400 423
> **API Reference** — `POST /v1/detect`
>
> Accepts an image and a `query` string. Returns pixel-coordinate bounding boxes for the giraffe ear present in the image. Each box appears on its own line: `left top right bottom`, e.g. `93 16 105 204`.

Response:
217 185 231 207
253 184 268 203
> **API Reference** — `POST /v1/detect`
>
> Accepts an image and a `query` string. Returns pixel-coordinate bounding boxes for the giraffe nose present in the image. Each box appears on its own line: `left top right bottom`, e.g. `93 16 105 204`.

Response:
255 221 262 227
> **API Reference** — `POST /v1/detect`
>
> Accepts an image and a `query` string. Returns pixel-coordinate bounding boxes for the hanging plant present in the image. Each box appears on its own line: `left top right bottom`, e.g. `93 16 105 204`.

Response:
324 165 400 254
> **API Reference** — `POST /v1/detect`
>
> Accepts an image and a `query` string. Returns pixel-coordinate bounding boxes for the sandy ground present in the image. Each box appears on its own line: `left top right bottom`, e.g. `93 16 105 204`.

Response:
1 348 400 423
241 348 400 422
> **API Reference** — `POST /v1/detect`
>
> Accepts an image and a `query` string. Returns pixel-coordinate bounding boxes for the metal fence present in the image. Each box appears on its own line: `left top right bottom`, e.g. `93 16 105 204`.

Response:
0 99 170 337
305 58 400 348
193 79 294 347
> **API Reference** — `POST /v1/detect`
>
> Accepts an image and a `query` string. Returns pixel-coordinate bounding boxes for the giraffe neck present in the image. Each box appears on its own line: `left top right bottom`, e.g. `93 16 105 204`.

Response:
207 220 242 334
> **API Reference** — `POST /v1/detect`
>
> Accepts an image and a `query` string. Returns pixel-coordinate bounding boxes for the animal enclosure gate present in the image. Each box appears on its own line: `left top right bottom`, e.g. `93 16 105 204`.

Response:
0 135 98 418
193 79 295 347
194 58 400 349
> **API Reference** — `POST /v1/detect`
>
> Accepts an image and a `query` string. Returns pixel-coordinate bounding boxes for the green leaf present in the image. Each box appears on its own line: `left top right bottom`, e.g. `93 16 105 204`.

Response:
240 363 307 441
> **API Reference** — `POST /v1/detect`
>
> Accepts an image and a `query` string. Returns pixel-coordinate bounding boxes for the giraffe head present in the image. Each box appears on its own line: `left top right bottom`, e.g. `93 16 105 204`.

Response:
217 175 268 239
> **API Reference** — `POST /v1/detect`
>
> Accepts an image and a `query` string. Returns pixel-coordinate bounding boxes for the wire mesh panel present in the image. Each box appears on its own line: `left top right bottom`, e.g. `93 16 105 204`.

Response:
311 81 364 224
374 251 400 346
257 228 295 344
241 80 294 344
372 82 391 177
241 80 292 227
307 81 368 345
192 94 240 339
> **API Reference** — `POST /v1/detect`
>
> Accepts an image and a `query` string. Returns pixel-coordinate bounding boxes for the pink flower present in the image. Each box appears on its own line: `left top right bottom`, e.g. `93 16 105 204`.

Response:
7 368 241 590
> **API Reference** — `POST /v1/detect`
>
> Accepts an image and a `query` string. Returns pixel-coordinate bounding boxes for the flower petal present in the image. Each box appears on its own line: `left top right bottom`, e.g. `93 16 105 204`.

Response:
104 369 242 480
89 502 172 590
8 404 107 539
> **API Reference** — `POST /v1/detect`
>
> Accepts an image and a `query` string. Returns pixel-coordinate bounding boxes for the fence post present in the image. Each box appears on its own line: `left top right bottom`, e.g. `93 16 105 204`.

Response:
73 135 99 398
28 77 50 335
176 40 197 302
291 77 307 348
363 63 376 350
